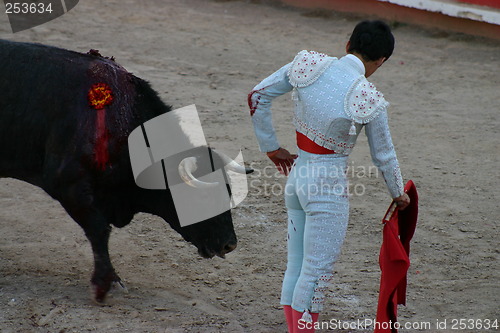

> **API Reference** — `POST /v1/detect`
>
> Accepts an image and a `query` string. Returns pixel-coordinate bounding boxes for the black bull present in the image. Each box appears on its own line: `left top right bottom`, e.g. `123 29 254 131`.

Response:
0 40 249 302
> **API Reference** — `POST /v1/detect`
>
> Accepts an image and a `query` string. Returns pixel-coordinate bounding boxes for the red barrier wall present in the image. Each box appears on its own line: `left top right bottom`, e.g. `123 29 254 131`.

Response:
280 0 500 40
457 0 500 9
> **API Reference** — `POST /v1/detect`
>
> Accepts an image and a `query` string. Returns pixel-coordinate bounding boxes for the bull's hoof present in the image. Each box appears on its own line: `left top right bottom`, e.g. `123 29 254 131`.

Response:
92 283 110 303
91 271 123 303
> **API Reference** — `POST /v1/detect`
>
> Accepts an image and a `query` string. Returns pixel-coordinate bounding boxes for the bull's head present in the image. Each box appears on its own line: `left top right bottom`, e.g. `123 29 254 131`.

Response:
174 149 252 258
128 105 253 259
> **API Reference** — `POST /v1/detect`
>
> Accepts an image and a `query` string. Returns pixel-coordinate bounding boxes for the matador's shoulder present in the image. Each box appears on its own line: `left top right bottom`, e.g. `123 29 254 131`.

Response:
287 50 336 88
344 76 389 125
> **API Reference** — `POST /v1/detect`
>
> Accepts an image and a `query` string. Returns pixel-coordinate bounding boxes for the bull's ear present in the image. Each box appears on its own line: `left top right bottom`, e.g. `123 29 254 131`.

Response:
245 167 254 174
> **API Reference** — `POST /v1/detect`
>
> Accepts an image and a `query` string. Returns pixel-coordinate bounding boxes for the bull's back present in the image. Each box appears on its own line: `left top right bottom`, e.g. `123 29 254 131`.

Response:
0 41 87 178
0 40 142 186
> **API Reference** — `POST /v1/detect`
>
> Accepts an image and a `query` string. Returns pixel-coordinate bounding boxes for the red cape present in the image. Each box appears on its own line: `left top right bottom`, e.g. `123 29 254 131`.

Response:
375 180 418 333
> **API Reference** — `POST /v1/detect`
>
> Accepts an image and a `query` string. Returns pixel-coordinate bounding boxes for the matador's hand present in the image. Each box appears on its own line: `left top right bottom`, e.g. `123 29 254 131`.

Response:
393 193 410 210
266 148 297 176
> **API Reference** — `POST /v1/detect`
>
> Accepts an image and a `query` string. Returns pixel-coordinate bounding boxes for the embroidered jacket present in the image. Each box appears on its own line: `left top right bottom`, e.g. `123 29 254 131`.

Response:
248 51 404 198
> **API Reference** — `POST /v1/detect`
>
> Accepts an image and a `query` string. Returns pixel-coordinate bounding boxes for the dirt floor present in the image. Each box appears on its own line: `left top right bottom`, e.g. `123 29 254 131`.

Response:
1 0 499 332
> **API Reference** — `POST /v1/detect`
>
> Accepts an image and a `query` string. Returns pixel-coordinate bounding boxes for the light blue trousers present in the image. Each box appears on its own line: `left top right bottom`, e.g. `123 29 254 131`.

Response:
280 149 350 313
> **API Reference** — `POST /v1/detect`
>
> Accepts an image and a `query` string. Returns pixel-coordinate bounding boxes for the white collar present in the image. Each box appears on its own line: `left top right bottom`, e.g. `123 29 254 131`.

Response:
344 54 365 75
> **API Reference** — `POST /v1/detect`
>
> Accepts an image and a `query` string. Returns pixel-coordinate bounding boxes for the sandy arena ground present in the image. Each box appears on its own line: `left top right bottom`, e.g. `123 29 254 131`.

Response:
1 0 499 332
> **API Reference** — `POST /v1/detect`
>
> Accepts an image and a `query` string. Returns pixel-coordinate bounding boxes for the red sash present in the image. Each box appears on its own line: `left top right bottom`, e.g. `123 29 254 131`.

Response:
296 131 335 154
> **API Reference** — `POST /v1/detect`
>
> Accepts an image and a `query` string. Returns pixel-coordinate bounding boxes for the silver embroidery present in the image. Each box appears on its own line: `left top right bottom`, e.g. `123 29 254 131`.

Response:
344 76 388 125
288 50 336 88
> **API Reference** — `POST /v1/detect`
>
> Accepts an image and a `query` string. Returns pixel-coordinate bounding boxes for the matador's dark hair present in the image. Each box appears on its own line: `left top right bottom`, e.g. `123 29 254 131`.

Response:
348 20 395 61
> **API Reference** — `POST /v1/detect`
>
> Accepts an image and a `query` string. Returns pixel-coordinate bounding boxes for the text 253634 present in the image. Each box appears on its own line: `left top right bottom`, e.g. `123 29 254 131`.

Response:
448 319 499 330
5 2 54 14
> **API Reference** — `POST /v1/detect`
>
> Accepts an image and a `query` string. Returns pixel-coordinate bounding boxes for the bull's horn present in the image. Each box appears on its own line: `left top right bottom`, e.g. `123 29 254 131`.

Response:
215 150 254 174
178 157 219 188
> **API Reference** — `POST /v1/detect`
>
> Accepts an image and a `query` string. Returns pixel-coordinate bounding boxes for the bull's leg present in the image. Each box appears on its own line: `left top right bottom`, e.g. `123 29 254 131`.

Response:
70 211 125 302
57 183 123 302
83 221 123 302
